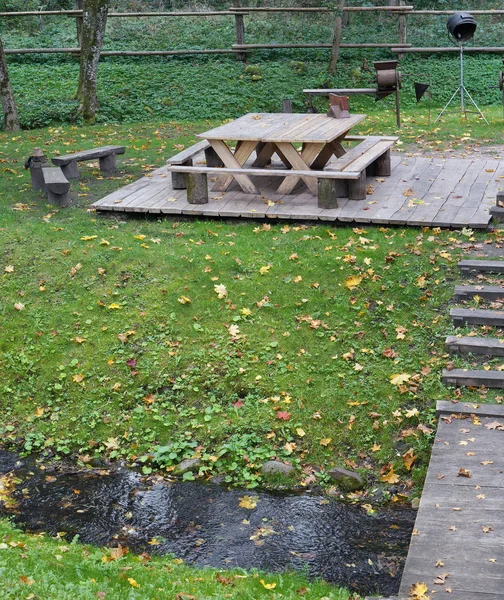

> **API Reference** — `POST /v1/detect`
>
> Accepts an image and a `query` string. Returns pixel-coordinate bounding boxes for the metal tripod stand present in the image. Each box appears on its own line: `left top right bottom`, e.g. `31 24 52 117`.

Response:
435 45 488 124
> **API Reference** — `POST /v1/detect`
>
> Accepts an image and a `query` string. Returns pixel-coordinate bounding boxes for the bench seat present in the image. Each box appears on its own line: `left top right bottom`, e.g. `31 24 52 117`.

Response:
166 135 397 206
52 145 126 179
42 167 70 207
167 140 223 189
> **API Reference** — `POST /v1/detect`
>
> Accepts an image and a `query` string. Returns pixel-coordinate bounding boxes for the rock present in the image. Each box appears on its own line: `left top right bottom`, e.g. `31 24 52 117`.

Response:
411 497 421 510
327 467 364 491
177 458 201 474
261 460 295 476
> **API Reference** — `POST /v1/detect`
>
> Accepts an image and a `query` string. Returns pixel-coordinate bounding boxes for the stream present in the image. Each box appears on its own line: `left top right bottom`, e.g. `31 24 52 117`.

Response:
0 450 415 597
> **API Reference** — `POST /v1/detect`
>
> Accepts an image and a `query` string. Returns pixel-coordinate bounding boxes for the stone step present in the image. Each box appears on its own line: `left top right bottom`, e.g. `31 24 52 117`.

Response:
446 335 504 356
458 259 504 275
450 307 504 328
454 284 504 301
442 368 504 388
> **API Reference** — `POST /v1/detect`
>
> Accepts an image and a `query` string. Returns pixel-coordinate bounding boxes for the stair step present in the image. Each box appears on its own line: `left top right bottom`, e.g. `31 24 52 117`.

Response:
442 368 504 388
459 259 504 275
450 307 504 327
454 284 504 301
446 335 504 356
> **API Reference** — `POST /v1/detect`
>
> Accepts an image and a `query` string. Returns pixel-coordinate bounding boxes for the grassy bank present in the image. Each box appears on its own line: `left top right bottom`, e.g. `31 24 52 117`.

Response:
0 519 349 599
1 118 503 497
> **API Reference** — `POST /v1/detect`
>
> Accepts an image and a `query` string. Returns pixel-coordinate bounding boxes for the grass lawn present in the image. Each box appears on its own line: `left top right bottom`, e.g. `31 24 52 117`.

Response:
0 519 349 599
1 111 504 597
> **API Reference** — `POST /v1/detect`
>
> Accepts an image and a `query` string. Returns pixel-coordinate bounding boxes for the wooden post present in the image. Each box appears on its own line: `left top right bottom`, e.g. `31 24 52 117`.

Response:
75 0 83 46
187 173 209 204
234 0 246 62
328 0 345 76
398 0 407 60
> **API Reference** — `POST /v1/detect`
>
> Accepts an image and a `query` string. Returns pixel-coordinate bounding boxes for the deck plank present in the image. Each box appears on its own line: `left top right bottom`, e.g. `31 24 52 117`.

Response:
90 157 493 229
399 403 504 597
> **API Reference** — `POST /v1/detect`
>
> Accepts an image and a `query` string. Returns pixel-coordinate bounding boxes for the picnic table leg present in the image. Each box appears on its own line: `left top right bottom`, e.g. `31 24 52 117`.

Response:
275 142 323 195
209 139 259 194
310 137 346 170
252 142 292 169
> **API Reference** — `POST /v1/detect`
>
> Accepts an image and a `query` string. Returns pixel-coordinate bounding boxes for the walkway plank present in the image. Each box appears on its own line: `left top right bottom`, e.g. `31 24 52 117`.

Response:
455 285 504 301
446 335 504 356
442 368 504 388
459 260 504 275
399 402 504 598
91 157 493 229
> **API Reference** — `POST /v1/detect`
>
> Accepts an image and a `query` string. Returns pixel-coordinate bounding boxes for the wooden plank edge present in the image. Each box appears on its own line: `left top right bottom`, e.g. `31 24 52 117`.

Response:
436 400 504 418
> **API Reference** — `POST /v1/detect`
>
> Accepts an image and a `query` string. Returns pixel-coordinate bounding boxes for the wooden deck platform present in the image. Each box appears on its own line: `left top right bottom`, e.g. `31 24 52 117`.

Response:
90 153 501 228
399 401 504 599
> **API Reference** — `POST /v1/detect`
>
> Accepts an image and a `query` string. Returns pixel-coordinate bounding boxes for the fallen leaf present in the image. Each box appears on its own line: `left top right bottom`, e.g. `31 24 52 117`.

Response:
238 495 258 509
260 580 276 590
402 448 417 471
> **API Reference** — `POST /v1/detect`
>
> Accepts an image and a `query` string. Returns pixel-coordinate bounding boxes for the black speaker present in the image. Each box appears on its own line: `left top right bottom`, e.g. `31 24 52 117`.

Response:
447 12 476 43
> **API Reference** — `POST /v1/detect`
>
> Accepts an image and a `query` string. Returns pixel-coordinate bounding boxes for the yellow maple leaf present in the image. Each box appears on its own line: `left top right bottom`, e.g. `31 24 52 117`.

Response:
296 427 306 437
381 467 400 484
319 438 332 446
99 239 110 246
14 302 25 311
260 580 277 590
74 336 86 344
238 495 258 509
259 265 271 275
80 235 97 241
133 235 146 240
108 303 121 310
409 581 429 599
228 324 240 337
4 265 14 273
241 307 252 316
72 374 85 383
345 275 362 290
371 443 381 452
390 373 411 386
34 407 44 417
214 284 228 299
127 577 140 588
177 295 191 304
402 448 417 471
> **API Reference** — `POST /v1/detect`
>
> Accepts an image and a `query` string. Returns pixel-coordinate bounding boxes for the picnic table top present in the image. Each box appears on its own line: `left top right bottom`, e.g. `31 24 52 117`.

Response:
197 112 367 144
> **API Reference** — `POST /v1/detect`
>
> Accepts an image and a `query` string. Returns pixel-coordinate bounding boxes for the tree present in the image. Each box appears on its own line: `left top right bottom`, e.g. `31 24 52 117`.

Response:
0 37 20 132
75 0 109 124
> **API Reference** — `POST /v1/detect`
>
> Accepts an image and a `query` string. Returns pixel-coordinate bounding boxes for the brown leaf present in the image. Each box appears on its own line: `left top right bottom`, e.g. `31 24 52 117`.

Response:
402 448 417 471
457 467 471 478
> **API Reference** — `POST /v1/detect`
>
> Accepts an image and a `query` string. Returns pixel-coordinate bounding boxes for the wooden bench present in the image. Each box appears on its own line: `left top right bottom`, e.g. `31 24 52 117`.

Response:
42 167 70 207
166 135 397 206
167 140 224 189
52 145 126 179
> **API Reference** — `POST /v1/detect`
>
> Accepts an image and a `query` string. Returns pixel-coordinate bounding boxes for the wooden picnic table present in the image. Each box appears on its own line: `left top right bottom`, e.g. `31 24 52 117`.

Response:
196 112 367 196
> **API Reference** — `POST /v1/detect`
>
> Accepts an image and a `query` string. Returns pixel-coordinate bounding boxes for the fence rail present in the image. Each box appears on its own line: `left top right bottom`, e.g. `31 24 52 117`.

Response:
2 5 504 61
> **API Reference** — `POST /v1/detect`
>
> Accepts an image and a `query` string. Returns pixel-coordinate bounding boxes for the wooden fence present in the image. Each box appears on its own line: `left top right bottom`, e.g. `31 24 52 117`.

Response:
2 5 504 61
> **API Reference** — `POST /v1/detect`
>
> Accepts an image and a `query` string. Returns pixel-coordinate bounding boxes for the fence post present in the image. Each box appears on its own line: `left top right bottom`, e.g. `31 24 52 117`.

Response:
398 0 407 60
75 0 83 46
328 0 345 76
234 0 246 62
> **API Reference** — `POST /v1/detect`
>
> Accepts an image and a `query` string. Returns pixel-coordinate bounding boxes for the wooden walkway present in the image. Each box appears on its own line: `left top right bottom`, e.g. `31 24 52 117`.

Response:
91 153 501 228
398 401 504 599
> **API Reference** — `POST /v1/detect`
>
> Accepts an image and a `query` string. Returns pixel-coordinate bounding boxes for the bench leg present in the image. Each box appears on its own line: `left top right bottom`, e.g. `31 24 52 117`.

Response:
318 179 340 209
348 172 367 201
99 153 117 172
204 146 224 168
372 149 391 177
187 173 208 205
61 161 79 180
47 190 70 208
172 159 192 189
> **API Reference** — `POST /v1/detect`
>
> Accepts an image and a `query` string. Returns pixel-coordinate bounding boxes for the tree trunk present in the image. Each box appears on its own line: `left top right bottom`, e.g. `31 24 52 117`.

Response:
328 1 346 76
75 0 109 124
0 38 20 132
